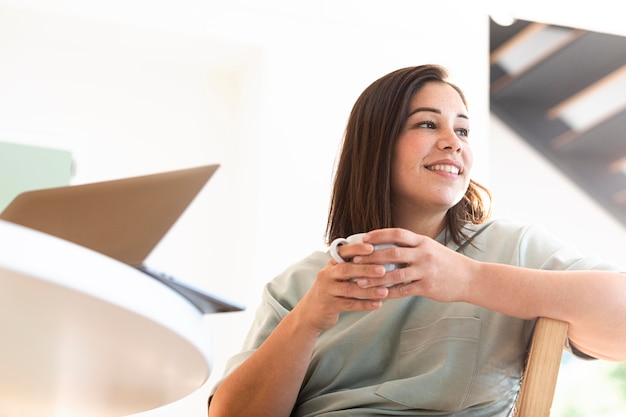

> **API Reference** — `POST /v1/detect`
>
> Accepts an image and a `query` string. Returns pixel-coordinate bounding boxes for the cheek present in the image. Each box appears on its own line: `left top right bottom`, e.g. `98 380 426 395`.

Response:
463 146 474 173
394 136 428 165
391 140 426 193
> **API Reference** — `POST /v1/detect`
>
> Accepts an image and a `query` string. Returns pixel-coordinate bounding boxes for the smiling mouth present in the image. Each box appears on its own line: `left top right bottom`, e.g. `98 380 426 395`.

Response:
426 164 461 175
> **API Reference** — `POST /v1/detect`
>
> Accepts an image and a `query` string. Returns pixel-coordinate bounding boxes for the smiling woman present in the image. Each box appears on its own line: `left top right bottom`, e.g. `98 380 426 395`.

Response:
327 65 491 248
390 81 473 236
206 64 626 417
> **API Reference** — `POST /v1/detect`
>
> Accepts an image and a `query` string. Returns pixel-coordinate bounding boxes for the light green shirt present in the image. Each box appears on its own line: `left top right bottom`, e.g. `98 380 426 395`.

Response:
211 219 622 416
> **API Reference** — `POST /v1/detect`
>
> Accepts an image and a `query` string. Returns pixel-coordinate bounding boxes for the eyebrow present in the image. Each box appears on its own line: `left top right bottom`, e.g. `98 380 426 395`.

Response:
408 107 469 120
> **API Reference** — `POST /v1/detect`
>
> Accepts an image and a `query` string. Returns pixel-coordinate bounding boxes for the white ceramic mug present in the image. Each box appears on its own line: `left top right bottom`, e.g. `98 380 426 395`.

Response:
329 232 397 272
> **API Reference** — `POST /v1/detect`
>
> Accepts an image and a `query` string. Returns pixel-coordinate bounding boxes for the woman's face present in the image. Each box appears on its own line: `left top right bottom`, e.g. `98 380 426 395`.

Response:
391 81 473 218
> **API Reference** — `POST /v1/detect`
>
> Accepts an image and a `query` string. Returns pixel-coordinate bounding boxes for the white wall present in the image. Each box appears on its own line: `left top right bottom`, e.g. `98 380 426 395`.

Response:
489 114 626 266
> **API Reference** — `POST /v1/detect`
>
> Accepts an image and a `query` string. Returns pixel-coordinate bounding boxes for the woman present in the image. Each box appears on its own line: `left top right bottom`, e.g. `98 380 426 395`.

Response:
208 65 626 417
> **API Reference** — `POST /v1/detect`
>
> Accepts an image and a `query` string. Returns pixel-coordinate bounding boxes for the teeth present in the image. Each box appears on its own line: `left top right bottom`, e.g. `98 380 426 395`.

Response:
427 164 460 174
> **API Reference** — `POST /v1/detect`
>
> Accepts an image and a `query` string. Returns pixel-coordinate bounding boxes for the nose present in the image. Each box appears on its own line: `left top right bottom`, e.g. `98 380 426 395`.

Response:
438 128 463 153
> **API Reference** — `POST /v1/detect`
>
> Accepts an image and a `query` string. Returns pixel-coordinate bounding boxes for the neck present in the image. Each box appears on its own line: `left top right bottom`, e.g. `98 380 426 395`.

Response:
393 210 447 239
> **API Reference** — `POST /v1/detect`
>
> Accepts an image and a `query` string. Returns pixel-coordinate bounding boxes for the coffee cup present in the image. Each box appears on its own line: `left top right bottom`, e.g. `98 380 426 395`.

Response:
329 232 397 272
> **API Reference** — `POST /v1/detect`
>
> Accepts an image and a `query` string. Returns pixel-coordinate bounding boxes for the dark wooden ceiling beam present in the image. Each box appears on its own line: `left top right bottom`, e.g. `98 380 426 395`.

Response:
490 24 586 94
549 65 626 148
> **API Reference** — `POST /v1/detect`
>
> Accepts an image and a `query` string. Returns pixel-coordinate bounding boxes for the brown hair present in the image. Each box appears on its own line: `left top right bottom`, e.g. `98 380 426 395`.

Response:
325 64 492 246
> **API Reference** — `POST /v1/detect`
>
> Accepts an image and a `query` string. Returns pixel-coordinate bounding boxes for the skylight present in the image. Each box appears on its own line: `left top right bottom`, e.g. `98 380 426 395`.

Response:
548 66 626 133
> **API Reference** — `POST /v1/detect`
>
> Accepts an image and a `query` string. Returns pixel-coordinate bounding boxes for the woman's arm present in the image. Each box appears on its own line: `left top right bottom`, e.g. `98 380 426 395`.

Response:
357 228 626 361
209 251 392 417
208 307 321 417
464 263 626 361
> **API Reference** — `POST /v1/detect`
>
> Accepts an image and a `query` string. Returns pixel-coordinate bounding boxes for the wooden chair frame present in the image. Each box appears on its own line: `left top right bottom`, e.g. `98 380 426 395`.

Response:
513 317 569 417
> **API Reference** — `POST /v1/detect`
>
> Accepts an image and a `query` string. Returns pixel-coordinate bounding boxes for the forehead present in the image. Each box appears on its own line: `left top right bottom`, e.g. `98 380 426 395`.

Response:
409 82 468 113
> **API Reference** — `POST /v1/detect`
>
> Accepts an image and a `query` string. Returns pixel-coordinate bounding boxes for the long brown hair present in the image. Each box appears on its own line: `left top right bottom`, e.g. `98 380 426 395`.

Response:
325 64 492 246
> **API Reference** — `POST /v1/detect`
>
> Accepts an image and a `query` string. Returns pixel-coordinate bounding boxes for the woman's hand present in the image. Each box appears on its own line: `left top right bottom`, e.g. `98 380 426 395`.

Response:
295 241 394 333
349 228 476 303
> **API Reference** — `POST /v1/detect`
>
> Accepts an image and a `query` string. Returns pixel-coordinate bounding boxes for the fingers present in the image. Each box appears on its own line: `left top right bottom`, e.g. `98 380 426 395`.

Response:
340 297 384 310
339 278 390 300
362 227 417 247
332 262 388 293
324 261 390 305
333 241 375 263
353 245 404 269
331 240 414 291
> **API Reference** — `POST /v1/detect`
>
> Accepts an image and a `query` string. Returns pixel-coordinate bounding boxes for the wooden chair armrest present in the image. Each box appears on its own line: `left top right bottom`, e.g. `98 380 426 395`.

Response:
514 317 569 417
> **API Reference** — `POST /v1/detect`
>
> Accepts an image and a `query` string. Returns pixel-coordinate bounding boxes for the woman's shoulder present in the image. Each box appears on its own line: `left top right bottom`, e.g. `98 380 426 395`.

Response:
464 218 621 271
278 250 330 279
265 250 330 303
457 218 552 258
475 218 537 234
465 217 569 252
467 218 553 243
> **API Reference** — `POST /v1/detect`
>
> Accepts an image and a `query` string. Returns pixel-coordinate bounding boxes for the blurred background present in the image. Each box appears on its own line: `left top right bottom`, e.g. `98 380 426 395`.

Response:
0 1 624 416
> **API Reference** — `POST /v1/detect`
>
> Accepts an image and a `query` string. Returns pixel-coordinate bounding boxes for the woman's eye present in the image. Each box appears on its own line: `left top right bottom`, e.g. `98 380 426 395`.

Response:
455 128 469 137
417 121 435 129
